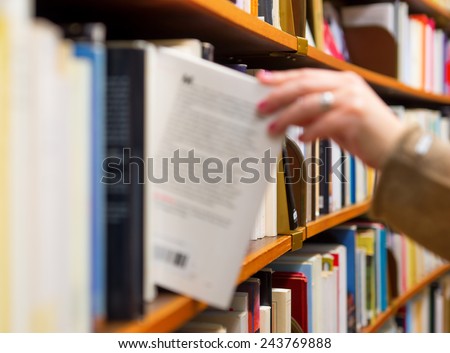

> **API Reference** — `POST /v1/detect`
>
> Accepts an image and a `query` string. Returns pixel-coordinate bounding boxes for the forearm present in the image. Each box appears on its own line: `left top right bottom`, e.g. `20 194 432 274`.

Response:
371 124 450 262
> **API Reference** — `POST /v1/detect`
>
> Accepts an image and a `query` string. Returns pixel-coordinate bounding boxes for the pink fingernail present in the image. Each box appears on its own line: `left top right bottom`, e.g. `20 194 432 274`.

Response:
258 100 268 113
268 121 278 135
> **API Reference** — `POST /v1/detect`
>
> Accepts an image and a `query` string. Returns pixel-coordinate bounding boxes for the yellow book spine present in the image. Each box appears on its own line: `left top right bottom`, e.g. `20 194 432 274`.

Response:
0 13 10 332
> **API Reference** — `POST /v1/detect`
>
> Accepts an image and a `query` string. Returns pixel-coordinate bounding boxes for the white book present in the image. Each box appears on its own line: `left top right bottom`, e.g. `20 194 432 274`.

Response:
408 17 424 90
272 288 291 333
31 20 69 333
8 6 32 332
300 243 347 333
264 175 277 237
397 2 410 84
67 50 92 333
146 46 282 309
272 0 281 30
194 310 248 333
260 305 271 333
341 3 396 38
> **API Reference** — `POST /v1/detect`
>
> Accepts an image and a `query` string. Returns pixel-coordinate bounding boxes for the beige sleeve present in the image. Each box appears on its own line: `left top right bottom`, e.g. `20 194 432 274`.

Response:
370 124 450 262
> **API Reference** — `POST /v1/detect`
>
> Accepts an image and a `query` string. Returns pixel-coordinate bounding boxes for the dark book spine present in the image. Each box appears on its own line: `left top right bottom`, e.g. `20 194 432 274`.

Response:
258 0 274 25
282 139 299 230
106 48 145 320
319 139 332 215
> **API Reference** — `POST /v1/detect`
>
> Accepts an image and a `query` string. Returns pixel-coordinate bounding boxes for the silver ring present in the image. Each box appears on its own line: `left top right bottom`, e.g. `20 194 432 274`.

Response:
319 91 335 111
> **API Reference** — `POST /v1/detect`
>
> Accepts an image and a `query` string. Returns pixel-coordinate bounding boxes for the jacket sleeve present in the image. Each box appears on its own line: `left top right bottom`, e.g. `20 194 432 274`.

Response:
370 124 450 262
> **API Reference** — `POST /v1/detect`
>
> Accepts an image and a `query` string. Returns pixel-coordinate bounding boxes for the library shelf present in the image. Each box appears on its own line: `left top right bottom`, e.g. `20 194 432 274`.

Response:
305 200 371 239
36 0 302 57
101 235 292 333
361 264 450 333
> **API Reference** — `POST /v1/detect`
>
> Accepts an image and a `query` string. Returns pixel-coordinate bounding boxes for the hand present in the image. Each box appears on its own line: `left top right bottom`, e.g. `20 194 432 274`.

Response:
257 68 405 169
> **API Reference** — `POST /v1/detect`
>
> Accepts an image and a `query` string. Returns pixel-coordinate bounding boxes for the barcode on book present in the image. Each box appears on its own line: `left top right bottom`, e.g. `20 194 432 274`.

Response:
155 246 189 269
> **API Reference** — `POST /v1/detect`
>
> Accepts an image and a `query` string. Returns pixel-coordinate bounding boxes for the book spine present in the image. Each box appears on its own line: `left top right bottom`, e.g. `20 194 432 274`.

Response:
106 47 145 320
73 41 107 327
319 139 332 214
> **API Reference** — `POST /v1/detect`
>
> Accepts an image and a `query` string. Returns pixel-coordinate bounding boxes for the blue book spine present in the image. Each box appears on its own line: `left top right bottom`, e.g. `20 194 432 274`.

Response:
74 42 106 324
326 226 357 332
379 227 388 312
350 156 356 204
270 263 313 333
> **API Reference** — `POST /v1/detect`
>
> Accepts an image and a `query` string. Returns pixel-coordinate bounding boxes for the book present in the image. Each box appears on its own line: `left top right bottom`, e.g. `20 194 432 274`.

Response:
148 46 282 309
271 288 292 333
237 278 261 333
105 43 146 320
319 139 332 215
260 306 271 333
64 21 107 328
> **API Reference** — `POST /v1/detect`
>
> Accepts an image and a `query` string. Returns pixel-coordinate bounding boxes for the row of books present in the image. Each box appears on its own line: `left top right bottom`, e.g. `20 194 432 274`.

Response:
391 106 450 141
0 3 303 331
181 222 449 333
231 0 306 38
233 0 450 95
341 2 450 94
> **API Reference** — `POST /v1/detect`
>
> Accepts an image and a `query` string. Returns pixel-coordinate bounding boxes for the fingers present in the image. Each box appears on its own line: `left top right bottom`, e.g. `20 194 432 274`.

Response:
299 108 349 142
267 90 343 136
258 70 365 116
257 68 344 86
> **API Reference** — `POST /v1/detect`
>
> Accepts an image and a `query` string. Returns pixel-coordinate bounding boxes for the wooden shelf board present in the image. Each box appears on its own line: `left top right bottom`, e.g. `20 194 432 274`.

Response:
305 46 450 106
306 200 371 239
362 264 450 333
36 0 298 56
100 235 292 333
238 235 292 283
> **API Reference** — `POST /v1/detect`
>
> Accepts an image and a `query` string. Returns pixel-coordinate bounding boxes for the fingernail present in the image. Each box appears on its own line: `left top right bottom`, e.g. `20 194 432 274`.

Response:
259 70 272 80
258 100 268 113
268 121 278 135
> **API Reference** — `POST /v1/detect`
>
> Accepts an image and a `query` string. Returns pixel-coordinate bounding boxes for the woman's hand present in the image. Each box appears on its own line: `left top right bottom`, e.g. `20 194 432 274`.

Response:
257 68 405 169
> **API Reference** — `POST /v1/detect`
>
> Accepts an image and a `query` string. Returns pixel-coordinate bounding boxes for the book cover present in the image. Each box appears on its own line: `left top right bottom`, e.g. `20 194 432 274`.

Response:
65 22 107 328
148 46 282 309
271 288 292 332
106 44 145 320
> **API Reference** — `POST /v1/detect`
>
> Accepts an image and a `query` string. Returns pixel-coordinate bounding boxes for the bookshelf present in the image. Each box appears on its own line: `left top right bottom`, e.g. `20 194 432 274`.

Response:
362 264 450 333
100 201 369 333
28 0 450 334
38 0 450 106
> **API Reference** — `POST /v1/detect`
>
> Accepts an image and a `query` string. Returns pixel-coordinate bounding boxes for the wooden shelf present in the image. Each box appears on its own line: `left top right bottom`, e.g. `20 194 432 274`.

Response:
305 46 450 106
238 235 292 283
36 0 299 56
101 235 292 333
362 264 450 333
306 200 371 239
38 0 450 107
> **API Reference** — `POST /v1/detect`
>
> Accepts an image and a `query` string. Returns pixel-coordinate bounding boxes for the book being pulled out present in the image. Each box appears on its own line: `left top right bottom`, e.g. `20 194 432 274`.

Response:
146 45 281 308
